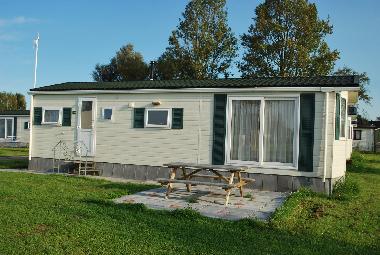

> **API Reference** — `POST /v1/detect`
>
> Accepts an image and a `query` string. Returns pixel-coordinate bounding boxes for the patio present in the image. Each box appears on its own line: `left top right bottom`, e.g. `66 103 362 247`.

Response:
114 184 288 221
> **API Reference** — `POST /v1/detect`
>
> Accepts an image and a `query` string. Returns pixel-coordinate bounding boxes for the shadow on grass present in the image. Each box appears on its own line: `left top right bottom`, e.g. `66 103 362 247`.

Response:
80 197 377 254
0 158 28 169
348 166 379 175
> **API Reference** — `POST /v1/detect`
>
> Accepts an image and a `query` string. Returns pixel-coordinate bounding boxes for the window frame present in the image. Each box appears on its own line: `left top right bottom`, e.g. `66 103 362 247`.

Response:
0 117 14 140
144 108 172 128
225 95 300 169
353 130 362 140
42 107 62 125
340 98 347 138
101 107 113 121
24 121 31 130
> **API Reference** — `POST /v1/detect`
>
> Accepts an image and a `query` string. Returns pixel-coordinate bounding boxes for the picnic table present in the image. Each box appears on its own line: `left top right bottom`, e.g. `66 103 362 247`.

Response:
157 162 254 205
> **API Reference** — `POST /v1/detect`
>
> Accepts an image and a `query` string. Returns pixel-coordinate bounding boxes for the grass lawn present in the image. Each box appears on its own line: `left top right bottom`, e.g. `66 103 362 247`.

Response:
0 147 29 169
0 147 29 157
0 152 378 254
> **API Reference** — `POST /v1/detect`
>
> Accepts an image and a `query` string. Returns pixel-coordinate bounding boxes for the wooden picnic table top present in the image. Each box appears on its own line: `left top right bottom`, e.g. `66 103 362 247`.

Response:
163 162 248 172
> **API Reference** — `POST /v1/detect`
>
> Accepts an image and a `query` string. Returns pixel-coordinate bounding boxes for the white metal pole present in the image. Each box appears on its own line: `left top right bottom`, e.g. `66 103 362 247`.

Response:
33 33 39 88
29 95 34 161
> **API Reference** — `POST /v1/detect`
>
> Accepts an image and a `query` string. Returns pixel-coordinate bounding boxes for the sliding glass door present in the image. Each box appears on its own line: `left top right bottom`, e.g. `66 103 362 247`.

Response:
227 96 299 167
0 118 14 140
0 119 5 139
263 100 295 164
230 100 261 162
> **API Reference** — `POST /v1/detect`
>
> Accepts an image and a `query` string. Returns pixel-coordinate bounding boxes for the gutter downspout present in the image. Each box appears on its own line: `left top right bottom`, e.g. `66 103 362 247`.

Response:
29 95 34 161
322 91 329 183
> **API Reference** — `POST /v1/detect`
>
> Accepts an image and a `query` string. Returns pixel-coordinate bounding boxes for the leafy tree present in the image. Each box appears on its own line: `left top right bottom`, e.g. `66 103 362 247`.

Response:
356 114 370 126
0 92 26 111
92 44 148 81
334 67 371 104
158 0 238 79
115 44 149 81
239 0 339 78
92 57 121 82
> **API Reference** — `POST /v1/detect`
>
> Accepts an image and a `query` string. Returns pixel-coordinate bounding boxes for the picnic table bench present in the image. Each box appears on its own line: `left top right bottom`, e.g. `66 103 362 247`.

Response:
157 162 255 205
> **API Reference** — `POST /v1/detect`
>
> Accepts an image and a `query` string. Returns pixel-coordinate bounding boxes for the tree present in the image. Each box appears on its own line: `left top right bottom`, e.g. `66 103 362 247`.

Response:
334 67 372 104
239 0 339 78
92 57 121 82
0 92 26 111
158 0 238 79
92 44 149 81
357 114 370 126
115 44 149 81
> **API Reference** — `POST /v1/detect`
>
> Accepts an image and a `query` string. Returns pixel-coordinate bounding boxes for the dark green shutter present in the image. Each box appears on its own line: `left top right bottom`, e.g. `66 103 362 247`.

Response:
13 117 17 139
133 108 145 128
62 107 72 126
212 94 227 165
298 93 315 172
172 108 183 129
335 93 341 140
24 121 29 129
33 107 42 125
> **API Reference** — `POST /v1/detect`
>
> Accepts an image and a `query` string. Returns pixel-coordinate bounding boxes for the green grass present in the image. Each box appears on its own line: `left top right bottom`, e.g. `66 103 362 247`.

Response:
0 147 29 157
0 158 29 169
0 152 379 254
0 147 29 169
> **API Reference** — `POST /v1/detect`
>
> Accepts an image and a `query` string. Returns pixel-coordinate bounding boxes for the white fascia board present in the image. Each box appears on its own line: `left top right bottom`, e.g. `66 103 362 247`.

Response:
28 86 360 95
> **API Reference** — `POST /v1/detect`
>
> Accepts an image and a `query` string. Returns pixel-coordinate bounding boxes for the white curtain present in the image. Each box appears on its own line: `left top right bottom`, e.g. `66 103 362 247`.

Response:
230 100 260 161
263 100 295 163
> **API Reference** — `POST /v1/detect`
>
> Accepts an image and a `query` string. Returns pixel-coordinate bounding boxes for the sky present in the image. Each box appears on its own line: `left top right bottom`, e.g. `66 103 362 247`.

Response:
0 0 379 119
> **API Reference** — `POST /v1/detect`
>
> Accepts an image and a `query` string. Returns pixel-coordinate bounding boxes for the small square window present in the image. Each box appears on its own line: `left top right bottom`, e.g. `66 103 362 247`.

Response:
145 109 171 128
102 108 113 120
42 108 62 124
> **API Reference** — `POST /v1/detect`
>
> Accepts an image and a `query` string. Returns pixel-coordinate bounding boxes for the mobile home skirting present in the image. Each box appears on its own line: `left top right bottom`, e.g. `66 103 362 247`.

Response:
29 157 341 194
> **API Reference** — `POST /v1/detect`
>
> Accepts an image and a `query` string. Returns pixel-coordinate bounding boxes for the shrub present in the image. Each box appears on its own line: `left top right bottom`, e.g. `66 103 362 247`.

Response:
347 151 365 172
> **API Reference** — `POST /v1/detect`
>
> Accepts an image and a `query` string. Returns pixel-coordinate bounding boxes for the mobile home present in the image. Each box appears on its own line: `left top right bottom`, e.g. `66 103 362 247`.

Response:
0 110 30 147
28 76 359 193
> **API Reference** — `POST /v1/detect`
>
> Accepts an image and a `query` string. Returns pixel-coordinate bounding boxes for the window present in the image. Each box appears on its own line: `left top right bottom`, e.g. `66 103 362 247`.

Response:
353 130 362 140
102 108 113 120
80 101 93 129
42 108 62 124
227 96 299 167
145 108 171 128
0 118 14 140
24 121 30 130
340 98 347 137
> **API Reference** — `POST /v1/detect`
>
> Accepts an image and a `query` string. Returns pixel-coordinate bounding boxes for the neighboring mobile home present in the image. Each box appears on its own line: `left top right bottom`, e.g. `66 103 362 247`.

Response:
353 124 380 152
0 110 30 147
28 76 359 194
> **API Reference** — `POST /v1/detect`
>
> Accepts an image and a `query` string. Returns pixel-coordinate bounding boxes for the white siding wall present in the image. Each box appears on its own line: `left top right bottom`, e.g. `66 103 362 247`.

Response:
330 91 349 179
353 128 374 151
16 116 30 143
31 93 214 165
31 90 350 178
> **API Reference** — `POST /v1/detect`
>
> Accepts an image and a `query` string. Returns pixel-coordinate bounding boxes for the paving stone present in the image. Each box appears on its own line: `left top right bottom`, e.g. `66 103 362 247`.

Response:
114 185 287 221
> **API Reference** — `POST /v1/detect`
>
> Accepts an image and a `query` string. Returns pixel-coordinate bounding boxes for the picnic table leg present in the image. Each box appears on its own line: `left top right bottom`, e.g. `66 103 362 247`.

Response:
237 172 243 197
224 172 235 206
166 167 177 198
181 167 191 192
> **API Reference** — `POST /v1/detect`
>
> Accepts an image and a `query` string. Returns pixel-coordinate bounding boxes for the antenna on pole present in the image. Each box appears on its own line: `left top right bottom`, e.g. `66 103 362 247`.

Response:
33 33 39 88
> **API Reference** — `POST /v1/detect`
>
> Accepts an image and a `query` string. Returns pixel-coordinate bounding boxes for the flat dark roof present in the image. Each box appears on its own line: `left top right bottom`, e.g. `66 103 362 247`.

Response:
30 75 360 92
0 110 30 116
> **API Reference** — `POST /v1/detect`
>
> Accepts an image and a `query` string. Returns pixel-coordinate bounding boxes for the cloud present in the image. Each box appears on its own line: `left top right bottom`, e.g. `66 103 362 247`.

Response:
0 16 39 27
0 33 16 41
